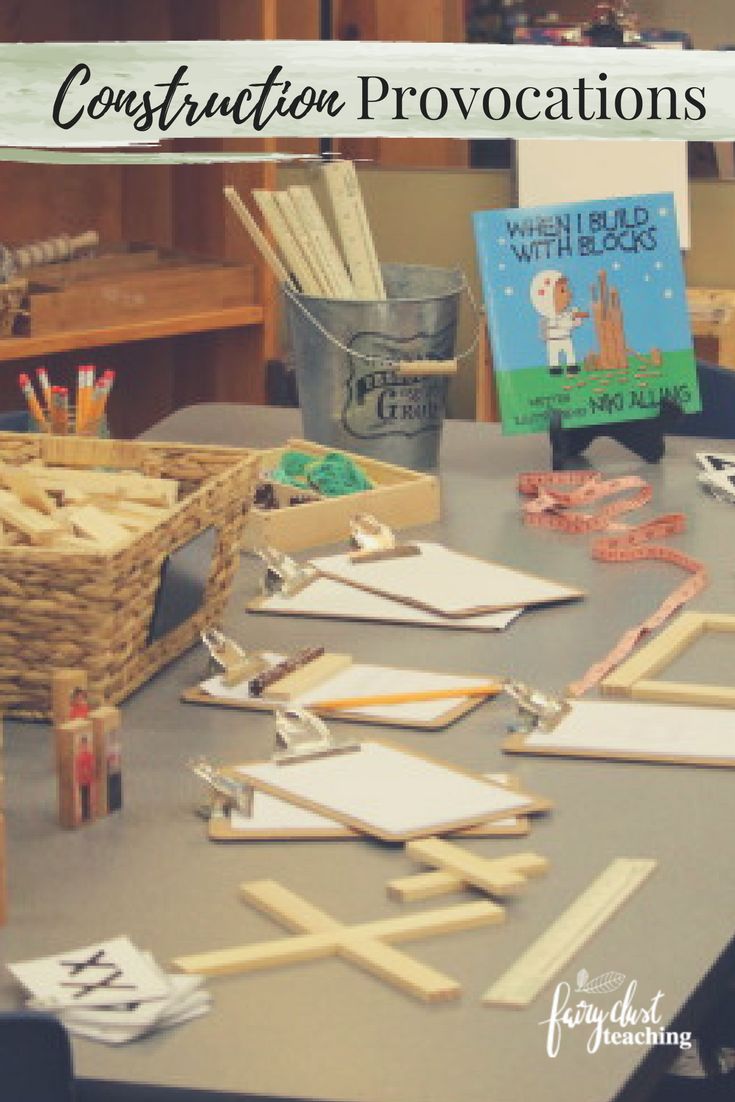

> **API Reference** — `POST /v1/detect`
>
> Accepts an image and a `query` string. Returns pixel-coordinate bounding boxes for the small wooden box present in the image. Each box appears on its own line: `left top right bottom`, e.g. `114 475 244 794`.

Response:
688 287 735 369
20 247 254 336
244 438 441 553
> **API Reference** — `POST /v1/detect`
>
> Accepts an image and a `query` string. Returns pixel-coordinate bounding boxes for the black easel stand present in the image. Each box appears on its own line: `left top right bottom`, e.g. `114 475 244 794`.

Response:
549 398 684 471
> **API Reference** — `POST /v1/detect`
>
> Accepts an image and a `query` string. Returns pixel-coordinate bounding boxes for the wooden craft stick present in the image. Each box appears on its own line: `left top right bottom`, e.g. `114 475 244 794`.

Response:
312 683 503 712
174 879 503 1003
272 190 332 297
287 185 356 299
252 189 323 296
223 185 292 288
389 841 549 902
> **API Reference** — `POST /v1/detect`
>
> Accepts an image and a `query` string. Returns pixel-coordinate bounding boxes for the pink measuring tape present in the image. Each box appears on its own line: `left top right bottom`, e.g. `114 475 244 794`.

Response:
518 471 708 696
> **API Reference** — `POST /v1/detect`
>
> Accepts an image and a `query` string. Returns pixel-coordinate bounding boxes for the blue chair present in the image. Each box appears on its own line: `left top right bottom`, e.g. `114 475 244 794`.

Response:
671 362 735 440
0 1011 75 1102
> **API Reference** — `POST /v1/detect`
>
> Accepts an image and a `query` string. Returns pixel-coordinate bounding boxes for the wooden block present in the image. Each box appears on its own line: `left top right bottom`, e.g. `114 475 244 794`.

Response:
396 839 550 900
91 705 122 818
57 718 96 829
266 653 354 702
51 667 88 729
0 462 55 515
31 467 179 508
0 490 65 545
63 504 131 549
104 499 169 520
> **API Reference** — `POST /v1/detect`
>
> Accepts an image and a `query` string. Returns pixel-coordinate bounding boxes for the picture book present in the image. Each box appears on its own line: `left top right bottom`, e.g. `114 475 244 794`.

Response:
474 192 700 436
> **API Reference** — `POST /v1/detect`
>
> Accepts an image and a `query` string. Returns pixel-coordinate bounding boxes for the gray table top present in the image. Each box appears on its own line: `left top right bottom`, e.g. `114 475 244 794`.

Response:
2 405 734 1102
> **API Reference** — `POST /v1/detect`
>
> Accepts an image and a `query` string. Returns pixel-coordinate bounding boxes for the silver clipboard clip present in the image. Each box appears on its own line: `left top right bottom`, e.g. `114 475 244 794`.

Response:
348 513 420 564
273 707 359 765
255 545 318 598
503 679 570 732
188 758 255 819
200 629 268 688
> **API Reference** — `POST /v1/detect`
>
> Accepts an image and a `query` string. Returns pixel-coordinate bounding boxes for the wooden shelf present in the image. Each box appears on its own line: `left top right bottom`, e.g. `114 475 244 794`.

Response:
0 306 264 363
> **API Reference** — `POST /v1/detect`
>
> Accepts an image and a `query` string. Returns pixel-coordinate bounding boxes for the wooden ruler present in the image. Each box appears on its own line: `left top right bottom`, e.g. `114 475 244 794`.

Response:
272 190 331 297
223 186 291 288
288 184 355 299
252 189 322 297
483 858 657 1009
322 161 385 300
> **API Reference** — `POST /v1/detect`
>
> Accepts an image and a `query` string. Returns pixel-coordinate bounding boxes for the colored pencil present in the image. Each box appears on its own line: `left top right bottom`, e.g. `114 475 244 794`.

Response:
311 684 503 711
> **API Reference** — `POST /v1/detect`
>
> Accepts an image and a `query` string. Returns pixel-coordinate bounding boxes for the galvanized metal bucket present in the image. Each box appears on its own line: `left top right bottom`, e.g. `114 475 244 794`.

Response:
283 263 465 471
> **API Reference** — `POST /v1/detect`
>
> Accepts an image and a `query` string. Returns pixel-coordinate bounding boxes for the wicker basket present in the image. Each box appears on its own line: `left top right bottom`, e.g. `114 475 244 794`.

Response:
0 432 257 719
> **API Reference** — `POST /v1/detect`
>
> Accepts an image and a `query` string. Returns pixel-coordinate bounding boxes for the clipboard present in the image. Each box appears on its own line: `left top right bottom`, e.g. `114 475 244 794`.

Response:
308 542 585 618
207 772 534 842
232 738 551 843
184 653 498 731
247 576 522 632
504 698 735 768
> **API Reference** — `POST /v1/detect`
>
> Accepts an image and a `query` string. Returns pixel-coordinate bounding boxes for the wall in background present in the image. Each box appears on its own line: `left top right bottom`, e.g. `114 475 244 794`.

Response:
278 167 735 420
635 0 734 49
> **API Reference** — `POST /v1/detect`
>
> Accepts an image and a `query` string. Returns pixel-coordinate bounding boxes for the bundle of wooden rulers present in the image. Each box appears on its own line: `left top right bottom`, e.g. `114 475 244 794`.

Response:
224 160 386 301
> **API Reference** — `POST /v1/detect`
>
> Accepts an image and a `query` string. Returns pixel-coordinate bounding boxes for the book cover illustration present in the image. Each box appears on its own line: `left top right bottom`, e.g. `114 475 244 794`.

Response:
474 193 700 436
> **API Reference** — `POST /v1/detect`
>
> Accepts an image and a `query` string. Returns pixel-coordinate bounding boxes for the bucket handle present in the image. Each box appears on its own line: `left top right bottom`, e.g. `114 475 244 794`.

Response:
283 277 483 378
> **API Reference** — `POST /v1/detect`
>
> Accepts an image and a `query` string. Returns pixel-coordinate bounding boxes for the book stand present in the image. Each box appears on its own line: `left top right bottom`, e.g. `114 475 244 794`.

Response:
548 398 683 470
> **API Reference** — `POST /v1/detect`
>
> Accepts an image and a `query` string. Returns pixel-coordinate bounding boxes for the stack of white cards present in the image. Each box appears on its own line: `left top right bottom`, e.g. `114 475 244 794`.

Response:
696 452 735 503
8 936 211 1045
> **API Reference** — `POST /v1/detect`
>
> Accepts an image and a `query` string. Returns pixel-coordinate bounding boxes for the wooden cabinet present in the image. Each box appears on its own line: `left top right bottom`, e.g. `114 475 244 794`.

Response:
0 1 321 437
333 0 468 168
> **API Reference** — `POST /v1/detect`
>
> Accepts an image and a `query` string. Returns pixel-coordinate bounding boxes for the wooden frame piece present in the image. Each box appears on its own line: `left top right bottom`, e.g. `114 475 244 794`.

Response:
173 879 504 1003
601 612 735 707
387 840 549 903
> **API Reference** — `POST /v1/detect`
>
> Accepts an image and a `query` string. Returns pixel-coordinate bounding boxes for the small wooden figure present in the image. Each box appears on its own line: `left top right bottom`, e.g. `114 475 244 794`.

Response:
57 718 97 829
91 705 122 817
52 668 89 771
52 668 89 727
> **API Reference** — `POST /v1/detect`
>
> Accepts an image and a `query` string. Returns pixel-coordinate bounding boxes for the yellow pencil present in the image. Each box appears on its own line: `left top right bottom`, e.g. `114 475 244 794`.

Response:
311 684 503 711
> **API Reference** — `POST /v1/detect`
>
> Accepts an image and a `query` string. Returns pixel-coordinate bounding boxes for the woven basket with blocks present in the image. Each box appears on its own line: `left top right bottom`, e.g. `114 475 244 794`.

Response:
0 432 257 719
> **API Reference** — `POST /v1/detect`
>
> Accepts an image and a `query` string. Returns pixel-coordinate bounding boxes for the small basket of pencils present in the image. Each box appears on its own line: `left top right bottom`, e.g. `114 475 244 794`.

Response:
19 366 114 437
